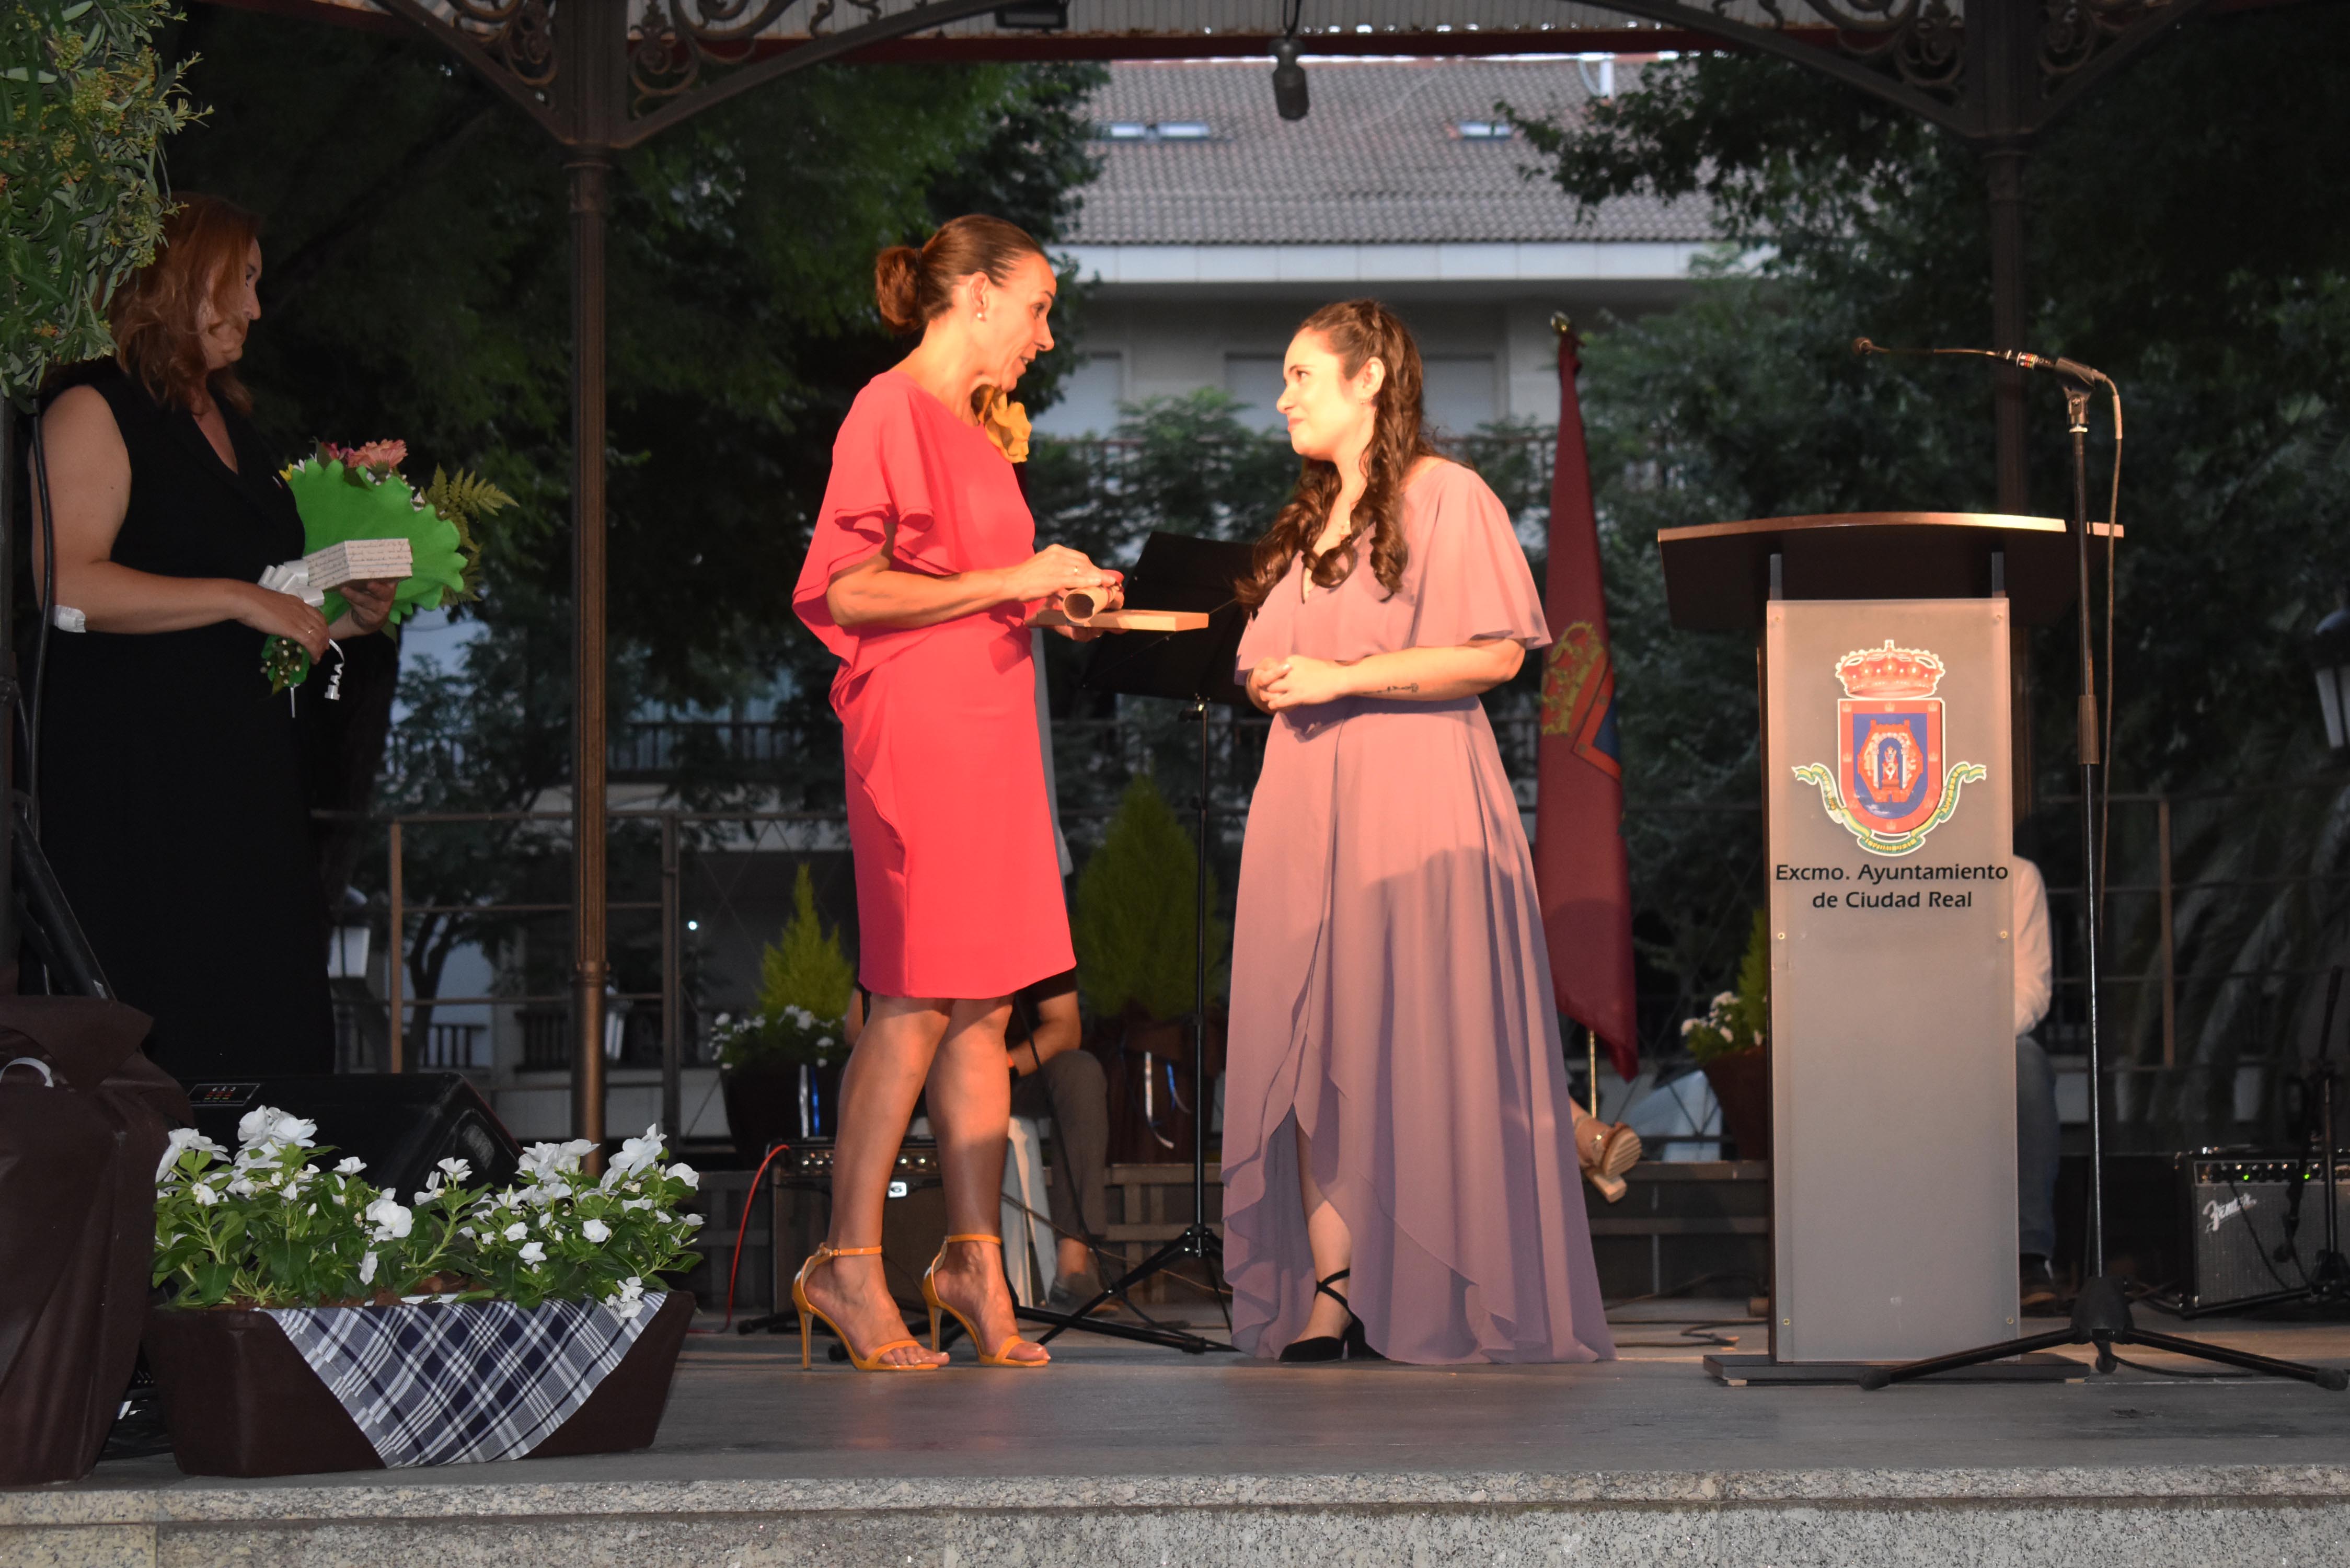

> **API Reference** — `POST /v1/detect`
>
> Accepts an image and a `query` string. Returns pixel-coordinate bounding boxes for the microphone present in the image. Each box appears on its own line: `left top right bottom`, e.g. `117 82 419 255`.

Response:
1853 337 2108 387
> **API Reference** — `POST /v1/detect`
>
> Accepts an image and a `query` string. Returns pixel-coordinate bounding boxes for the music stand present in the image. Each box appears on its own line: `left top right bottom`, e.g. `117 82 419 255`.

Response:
1024 531 1253 1354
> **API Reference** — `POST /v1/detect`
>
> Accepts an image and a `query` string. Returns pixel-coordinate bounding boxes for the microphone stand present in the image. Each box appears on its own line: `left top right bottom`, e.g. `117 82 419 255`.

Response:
1854 348 2345 1392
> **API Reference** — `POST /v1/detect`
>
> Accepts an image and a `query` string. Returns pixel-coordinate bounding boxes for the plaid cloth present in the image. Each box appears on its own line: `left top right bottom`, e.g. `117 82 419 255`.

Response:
263 1294 664 1467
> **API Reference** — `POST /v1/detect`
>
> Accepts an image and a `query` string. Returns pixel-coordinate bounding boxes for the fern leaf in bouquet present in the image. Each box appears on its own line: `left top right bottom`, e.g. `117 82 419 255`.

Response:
281 441 511 627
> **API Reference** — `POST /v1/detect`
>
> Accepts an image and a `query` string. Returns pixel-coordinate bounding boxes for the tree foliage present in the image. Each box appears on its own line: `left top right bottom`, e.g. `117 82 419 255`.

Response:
0 0 198 400
1513 10 2350 1127
758 862 855 1024
1073 773 1225 1022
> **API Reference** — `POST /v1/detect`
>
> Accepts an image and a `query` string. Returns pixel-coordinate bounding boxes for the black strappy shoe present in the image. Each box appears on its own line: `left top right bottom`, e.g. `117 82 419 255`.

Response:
1279 1269 1384 1362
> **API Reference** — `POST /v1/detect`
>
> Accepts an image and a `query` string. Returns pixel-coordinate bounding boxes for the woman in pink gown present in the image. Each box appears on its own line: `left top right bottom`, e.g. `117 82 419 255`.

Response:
789 216 1118 1370
1223 300 1632 1365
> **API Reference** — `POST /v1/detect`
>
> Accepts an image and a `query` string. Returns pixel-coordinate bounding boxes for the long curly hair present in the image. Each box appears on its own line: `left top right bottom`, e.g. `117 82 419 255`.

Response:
1235 299 1436 609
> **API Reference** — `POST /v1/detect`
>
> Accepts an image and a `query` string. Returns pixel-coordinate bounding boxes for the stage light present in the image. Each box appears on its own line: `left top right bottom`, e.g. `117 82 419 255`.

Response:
1271 37 1309 122
2311 603 2350 748
993 0 1067 29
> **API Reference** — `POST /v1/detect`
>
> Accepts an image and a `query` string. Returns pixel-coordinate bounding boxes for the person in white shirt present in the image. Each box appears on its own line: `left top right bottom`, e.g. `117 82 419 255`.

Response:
2012 854 2058 1311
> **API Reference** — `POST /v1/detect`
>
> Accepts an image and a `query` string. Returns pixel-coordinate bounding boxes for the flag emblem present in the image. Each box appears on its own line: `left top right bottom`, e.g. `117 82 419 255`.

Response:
1792 639 1985 857
1541 620 1621 778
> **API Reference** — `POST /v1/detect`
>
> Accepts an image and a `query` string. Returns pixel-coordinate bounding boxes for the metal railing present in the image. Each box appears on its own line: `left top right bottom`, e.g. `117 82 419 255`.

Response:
344 758 2350 1151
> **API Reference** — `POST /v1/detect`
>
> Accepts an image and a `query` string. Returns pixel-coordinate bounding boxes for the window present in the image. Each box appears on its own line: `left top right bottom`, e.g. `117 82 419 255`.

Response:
1223 354 1288 433
1030 352 1125 438
1422 356 1499 439
1451 120 1515 141
1096 120 1213 142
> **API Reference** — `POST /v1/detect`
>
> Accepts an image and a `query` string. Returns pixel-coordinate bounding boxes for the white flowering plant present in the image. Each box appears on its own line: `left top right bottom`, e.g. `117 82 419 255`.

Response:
710 1004 839 1070
1680 910 1769 1065
153 1111 702 1316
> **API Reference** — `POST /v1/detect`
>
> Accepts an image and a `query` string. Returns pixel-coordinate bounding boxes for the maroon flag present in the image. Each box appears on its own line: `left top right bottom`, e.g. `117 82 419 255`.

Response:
1534 323 1639 1080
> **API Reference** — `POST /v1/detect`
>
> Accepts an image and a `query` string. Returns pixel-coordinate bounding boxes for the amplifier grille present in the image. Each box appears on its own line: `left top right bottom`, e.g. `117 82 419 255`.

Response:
2186 1158 2350 1310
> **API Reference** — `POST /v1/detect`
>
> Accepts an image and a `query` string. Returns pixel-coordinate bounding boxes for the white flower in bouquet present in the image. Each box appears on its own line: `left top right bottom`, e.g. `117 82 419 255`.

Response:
335 1156 366 1175
581 1218 612 1244
517 1240 546 1266
605 1276 646 1320
664 1162 699 1190
189 1181 221 1207
226 1176 258 1198
503 1221 528 1242
435 1157 472 1183
365 1196 413 1241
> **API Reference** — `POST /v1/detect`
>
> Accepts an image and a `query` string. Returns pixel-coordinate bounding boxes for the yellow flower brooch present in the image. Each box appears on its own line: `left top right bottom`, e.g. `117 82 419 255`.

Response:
975 386 1030 464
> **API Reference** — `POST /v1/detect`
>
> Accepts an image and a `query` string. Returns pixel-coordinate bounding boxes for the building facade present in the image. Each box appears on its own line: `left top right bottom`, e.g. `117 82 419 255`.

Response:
1039 55 1715 438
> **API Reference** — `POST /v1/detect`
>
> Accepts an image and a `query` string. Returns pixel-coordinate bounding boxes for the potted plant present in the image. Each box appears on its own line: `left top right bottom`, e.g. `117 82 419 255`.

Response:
1683 911 1771 1161
144 1110 702 1477
718 862 855 1158
1073 774 1228 1163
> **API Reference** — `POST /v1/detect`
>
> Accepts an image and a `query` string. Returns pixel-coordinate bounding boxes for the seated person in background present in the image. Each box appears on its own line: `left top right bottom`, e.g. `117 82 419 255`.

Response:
1005 970 1115 1314
2013 854 2059 1313
844 970 1114 1315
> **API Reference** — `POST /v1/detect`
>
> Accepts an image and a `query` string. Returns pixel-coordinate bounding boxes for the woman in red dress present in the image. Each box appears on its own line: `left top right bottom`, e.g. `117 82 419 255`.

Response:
790 216 1118 1370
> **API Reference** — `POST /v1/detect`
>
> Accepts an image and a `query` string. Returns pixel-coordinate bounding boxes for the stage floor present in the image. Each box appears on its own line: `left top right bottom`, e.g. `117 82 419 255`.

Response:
16 1299 2350 1565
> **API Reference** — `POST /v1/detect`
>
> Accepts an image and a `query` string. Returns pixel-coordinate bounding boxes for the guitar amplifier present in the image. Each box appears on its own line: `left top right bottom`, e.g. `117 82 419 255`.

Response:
763 1139 949 1308
2178 1152 2350 1313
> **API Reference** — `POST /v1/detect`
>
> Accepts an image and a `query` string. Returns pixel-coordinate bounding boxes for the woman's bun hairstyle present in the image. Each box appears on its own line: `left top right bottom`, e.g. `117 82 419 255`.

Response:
872 214 1047 337
874 245 925 336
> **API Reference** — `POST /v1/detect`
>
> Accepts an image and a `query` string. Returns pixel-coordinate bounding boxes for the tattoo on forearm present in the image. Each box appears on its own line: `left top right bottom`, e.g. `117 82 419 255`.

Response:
1370 681 1420 695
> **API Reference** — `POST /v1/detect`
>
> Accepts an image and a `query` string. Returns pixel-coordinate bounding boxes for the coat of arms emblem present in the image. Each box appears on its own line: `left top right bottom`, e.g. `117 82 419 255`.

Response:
1792 639 1986 857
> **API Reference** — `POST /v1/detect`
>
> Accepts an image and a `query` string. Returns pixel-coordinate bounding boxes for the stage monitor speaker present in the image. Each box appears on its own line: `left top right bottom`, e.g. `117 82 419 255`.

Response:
761 1140 949 1309
184 1074 523 1200
2178 1152 2350 1312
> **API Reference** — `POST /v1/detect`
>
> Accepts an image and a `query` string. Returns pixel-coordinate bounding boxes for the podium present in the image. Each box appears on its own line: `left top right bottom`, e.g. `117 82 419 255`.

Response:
1660 511 2114 1368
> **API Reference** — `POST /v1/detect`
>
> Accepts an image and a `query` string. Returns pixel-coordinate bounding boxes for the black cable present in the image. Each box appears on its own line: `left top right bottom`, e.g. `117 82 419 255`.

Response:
2224 1172 2312 1295
1603 1269 1766 1313
26 408 53 831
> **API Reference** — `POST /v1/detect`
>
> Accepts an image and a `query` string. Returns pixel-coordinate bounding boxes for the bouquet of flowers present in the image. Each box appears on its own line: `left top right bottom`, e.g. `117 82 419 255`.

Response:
153 1107 701 1314
261 439 513 693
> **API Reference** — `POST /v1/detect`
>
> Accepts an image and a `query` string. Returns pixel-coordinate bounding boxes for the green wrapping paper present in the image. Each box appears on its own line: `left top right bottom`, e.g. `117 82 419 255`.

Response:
263 443 508 692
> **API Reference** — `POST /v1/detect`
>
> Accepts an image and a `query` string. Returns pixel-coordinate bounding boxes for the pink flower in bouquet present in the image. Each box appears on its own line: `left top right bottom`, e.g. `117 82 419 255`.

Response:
324 439 408 475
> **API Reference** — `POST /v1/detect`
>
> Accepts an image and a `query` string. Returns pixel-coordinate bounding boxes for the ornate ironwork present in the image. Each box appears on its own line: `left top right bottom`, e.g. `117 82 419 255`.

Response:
630 0 800 107
1603 0 2209 136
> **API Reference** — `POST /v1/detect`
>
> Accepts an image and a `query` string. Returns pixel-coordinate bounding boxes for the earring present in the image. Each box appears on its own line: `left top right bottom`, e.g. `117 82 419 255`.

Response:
977 309 987 321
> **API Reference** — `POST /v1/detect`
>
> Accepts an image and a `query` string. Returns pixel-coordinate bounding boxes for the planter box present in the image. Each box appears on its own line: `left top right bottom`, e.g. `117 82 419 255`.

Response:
1703 1049 1772 1162
143 1290 692 1478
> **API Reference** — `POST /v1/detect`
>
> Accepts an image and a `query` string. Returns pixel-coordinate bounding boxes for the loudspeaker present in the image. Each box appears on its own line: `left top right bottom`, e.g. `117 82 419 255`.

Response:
2179 1152 2350 1312
184 1075 522 1200
761 1140 949 1308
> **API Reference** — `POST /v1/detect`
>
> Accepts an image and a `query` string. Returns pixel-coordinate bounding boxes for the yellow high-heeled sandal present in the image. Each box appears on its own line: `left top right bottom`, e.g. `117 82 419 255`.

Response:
922 1233 1049 1368
793 1243 937 1372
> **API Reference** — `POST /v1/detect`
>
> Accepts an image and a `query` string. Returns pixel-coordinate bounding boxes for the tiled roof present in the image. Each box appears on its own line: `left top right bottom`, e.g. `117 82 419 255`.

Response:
1066 58 1715 247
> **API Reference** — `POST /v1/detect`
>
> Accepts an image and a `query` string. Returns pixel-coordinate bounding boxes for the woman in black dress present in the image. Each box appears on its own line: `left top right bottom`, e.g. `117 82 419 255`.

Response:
32 195 398 1080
